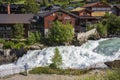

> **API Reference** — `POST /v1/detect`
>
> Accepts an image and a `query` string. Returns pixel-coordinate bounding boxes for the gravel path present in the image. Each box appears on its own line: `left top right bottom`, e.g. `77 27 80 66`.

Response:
0 70 106 80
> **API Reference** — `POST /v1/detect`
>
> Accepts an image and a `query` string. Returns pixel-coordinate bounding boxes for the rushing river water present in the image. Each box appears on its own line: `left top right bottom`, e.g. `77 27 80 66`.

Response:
0 38 120 77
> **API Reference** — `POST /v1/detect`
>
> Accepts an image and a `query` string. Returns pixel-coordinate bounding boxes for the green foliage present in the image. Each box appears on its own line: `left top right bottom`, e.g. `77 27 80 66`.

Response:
14 42 25 49
3 41 14 49
30 67 88 75
105 70 120 80
27 32 36 45
50 48 62 69
27 31 41 45
96 22 108 37
48 21 74 45
13 23 24 39
0 39 5 43
103 14 120 35
34 31 41 43
25 0 39 13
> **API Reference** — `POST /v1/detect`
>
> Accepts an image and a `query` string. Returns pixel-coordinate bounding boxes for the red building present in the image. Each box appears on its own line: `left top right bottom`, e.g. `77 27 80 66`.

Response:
32 9 80 36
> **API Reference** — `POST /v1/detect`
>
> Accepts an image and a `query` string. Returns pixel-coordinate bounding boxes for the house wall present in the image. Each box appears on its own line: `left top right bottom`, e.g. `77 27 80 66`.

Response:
0 24 29 38
79 11 91 16
44 11 76 36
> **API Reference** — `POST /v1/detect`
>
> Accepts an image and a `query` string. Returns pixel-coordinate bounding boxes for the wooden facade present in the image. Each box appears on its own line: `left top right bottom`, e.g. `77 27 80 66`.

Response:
32 9 79 36
0 14 34 38
71 8 92 17
113 5 120 16
83 2 112 17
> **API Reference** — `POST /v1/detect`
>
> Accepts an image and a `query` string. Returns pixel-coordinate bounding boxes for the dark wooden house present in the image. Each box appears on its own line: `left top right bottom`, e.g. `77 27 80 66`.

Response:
0 4 25 14
71 7 100 32
112 4 120 16
32 9 80 36
83 2 112 17
0 14 34 38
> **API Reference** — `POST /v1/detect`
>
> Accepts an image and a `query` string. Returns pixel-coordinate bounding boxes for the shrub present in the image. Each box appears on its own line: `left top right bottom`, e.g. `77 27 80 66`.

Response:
34 31 41 43
14 42 25 49
27 32 36 45
3 41 14 49
0 39 5 43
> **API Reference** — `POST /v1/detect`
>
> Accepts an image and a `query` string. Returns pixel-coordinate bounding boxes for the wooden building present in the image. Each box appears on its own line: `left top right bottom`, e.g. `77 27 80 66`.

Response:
71 7 92 17
0 14 34 38
0 4 25 14
112 4 120 16
83 2 112 17
32 9 80 36
71 7 100 32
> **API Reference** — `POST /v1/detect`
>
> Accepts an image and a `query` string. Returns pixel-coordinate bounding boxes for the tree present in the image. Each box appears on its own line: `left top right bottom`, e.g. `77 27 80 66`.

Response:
42 0 49 6
25 0 39 13
96 22 108 37
13 23 24 39
49 48 62 69
48 21 74 45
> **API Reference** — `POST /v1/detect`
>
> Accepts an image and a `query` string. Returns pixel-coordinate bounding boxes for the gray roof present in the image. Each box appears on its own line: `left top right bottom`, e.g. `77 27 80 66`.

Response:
114 4 120 9
37 9 80 19
37 9 100 20
0 14 34 24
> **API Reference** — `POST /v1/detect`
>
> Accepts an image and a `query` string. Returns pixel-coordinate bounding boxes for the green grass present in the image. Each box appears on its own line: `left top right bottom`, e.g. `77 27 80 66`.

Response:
29 67 89 75
13 1 25 4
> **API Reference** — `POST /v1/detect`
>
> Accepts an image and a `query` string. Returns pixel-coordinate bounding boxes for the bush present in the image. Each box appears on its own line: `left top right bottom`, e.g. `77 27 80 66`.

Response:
0 39 5 43
3 41 14 49
14 42 25 49
26 31 41 45
27 32 36 45
48 21 74 45
49 48 62 69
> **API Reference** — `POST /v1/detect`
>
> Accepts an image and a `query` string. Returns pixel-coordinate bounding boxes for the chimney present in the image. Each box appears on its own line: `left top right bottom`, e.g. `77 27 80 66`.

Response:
7 3 10 14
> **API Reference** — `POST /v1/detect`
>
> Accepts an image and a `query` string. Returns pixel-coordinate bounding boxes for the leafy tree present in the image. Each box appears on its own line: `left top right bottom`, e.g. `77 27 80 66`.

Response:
42 0 49 6
13 23 24 39
96 22 108 37
49 48 62 69
25 0 39 13
48 21 74 45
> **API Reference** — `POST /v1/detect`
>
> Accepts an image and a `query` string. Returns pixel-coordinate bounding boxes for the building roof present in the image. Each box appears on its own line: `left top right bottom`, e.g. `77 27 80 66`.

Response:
71 7 85 12
37 9 80 19
0 14 34 24
114 4 120 9
71 7 92 12
83 2 111 8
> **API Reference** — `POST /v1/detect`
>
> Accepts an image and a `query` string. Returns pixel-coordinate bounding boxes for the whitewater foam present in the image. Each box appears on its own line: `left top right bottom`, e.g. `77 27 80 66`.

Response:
0 38 120 77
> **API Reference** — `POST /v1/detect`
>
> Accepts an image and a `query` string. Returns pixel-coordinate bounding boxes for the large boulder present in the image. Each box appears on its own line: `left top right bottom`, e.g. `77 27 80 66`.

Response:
104 60 120 69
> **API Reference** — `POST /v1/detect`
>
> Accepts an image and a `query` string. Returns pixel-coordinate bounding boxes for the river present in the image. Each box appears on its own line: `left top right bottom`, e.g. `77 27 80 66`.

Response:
0 38 120 77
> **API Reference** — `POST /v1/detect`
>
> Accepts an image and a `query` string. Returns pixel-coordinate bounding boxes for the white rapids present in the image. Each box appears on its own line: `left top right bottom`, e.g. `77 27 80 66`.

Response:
0 38 120 77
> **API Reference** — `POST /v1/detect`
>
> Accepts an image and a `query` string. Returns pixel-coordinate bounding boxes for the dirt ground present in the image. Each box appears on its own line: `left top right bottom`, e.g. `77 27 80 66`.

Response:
0 69 106 80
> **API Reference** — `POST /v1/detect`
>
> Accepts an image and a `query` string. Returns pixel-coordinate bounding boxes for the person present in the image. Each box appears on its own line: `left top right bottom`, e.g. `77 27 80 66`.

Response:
24 63 29 76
